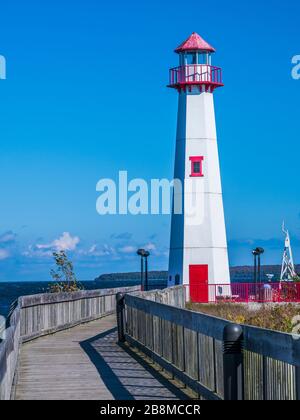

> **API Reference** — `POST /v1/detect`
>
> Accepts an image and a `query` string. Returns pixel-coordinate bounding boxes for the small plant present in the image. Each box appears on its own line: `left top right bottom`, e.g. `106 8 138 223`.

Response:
48 250 83 293
186 302 300 333
216 295 236 303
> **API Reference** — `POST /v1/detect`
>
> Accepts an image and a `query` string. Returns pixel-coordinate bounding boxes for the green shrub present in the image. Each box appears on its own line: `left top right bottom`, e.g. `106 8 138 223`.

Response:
48 250 83 293
186 302 300 333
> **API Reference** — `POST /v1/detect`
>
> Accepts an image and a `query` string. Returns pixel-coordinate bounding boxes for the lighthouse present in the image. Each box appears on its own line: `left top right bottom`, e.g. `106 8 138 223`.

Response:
168 32 230 301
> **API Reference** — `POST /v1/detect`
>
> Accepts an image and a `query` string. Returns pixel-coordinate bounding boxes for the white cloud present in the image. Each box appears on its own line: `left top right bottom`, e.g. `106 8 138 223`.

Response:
118 245 136 254
53 232 80 251
0 231 17 244
0 249 10 260
88 244 97 254
21 233 164 267
24 232 80 258
35 243 51 250
22 245 52 258
82 244 116 257
36 232 80 252
143 242 156 251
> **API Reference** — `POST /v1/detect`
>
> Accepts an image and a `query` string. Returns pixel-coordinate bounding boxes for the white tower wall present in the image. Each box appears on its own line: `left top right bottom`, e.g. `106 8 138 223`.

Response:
169 89 230 287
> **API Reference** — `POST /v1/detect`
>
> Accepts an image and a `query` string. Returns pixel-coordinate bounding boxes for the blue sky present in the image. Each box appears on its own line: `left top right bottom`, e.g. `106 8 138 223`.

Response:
0 0 299 281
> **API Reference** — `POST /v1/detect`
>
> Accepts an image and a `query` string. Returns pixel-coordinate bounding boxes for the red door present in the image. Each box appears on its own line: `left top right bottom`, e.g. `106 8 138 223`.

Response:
189 265 208 303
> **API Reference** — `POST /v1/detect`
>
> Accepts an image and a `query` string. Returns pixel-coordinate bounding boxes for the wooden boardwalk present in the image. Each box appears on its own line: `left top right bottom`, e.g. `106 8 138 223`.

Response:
14 315 188 400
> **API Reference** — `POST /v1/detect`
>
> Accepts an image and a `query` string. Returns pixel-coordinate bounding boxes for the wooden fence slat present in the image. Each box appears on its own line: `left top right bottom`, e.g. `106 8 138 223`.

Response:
296 366 300 401
124 286 300 401
184 328 198 380
172 324 185 371
198 333 215 391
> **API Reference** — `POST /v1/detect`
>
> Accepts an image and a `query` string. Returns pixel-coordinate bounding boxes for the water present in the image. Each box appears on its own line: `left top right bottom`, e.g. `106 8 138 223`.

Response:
0 280 167 318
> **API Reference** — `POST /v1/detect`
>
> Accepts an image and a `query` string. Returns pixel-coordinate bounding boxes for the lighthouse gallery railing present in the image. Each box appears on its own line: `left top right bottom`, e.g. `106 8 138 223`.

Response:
169 64 223 87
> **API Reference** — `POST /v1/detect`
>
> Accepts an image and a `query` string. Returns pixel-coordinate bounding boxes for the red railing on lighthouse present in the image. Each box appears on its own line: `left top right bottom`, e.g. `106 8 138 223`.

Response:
168 64 223 91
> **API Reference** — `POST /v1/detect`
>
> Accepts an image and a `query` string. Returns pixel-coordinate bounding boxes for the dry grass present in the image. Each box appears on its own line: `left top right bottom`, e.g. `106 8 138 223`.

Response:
186 302 300 333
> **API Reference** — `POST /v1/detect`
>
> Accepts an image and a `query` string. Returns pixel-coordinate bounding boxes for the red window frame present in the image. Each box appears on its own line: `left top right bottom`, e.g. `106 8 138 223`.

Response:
189 156 204 177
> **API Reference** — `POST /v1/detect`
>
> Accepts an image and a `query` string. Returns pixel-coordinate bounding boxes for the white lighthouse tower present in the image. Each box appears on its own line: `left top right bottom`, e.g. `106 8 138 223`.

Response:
168 32 230 302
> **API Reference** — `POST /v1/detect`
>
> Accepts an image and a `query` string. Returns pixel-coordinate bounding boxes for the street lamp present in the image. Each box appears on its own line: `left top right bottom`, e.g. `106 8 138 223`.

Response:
137 249 151 291
143 251 150 292
252 248 259 284
137 249 145 291
255 247 265 284
252 247 265 299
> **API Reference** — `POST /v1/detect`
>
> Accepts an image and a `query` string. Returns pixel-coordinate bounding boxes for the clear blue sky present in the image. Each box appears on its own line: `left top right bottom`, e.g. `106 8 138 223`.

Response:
0 0 299 281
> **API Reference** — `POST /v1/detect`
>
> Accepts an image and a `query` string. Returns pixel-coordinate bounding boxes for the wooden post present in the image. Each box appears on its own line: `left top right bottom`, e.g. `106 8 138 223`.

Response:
262 356 268 400
116 293 125 343
223 324 244 400
296 366 300 401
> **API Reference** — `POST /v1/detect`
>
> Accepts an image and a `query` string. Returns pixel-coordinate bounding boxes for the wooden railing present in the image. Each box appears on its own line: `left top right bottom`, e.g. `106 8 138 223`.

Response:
0 306 20 400
0 286 140 400
122 286 300 400
134 285 186 308
18 286 139 342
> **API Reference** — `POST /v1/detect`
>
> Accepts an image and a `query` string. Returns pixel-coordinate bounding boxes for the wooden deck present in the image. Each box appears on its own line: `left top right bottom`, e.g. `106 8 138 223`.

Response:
14 315 188 400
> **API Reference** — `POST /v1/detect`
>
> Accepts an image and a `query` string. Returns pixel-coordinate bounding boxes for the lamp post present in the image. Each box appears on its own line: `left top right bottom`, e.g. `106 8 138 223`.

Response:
137 249 151 291
252 247 265 299
256 247 265 284
252 249 259 285
137 249 145 291
143 251 150 292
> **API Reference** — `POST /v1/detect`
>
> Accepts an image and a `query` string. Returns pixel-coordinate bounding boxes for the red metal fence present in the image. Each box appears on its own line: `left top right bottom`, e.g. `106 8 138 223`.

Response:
187 283 300 304
169 64 223 87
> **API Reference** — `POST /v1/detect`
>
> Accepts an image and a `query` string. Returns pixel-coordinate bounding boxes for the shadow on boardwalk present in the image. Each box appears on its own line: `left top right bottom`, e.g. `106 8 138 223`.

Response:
80 328 189 400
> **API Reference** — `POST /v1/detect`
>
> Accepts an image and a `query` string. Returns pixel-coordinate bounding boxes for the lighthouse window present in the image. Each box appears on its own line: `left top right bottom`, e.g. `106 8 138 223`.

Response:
198 53 209 65
193 162 201 173
190 156 204 177
185 53 197 65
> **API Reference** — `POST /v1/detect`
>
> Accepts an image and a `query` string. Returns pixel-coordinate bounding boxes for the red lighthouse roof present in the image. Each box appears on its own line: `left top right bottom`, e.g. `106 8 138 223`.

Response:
175 32 216 53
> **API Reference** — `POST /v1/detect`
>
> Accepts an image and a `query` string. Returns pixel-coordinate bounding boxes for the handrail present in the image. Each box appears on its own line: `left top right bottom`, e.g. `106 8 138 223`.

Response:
125 293 300 366
19 286 140 308
5 299 18 329
0 285 140 400
123 286 300 400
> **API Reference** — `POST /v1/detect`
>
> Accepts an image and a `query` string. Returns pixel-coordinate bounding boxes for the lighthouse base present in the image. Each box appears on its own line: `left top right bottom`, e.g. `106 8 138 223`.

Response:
168 246 230 302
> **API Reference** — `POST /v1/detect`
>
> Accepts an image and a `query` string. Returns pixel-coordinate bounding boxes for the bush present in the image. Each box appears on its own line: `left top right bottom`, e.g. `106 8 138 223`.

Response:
186 302 300 333
48 250 83 293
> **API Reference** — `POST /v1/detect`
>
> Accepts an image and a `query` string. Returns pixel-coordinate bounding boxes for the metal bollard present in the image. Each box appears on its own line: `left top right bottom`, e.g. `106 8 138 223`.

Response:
116 293 125 343
223 323 244 400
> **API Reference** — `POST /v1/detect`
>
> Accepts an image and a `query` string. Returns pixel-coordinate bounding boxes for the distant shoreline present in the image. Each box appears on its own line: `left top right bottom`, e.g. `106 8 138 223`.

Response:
0 264 297 283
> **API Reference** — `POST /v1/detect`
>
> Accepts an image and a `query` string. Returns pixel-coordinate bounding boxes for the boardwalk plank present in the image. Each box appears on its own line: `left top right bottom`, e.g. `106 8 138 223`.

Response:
15 315 187 400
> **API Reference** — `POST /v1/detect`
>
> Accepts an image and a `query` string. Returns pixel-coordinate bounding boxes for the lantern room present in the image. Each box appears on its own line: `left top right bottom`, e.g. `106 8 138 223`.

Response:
168 32 223 92
179 51 212 66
